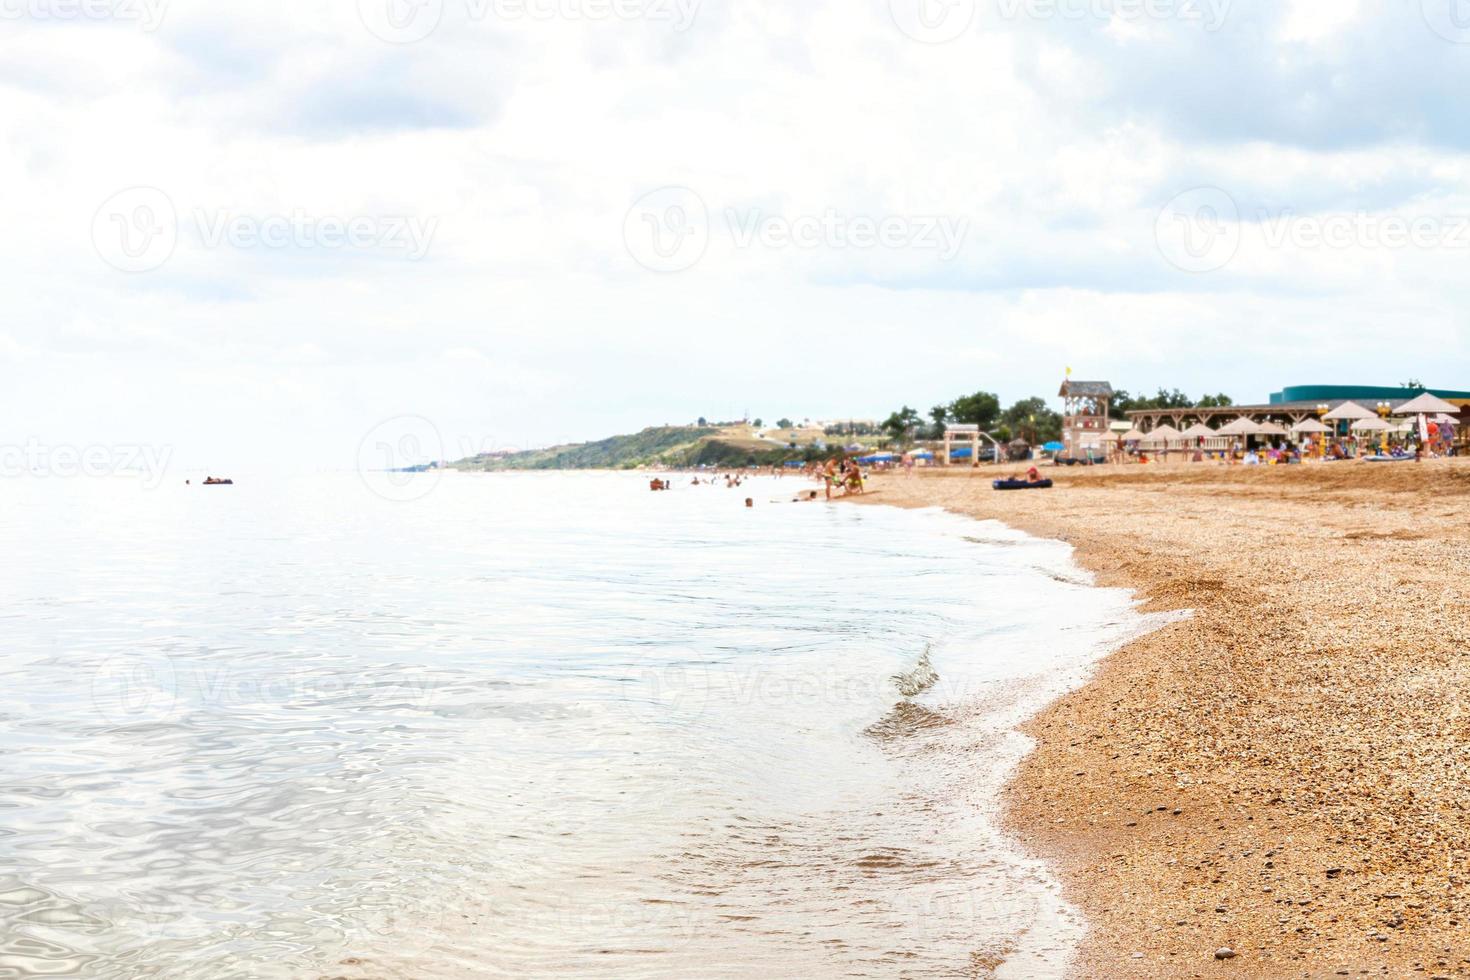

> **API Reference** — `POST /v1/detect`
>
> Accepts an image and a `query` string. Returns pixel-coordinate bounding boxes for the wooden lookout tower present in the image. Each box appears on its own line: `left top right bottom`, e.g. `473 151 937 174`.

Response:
1058 379 1113 461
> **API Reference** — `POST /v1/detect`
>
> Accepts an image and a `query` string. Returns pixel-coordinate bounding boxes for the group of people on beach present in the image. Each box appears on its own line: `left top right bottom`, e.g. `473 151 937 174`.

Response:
651 459 869 501
819 457 865 499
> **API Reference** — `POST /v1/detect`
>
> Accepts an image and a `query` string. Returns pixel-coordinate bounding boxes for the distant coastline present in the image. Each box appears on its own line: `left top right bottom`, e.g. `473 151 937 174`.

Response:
450 423 843 472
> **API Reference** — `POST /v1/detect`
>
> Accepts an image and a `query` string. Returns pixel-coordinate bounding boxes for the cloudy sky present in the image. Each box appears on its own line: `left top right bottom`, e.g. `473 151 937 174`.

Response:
4 0 1469 472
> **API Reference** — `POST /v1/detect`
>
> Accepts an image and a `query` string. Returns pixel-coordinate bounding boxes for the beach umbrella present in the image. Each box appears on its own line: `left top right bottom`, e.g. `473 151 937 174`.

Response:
1142 423 1182 447
1397 393 1459 449
1213 417 1263 453
1255 421 1289 436
1215 417 1263 436
1351 416 1394 454
1322 401 1376 421
1397 392 1460 416
1180 422 1216 439
1320 401 1376 442
1120 427 1147 441
1289 417 1331 456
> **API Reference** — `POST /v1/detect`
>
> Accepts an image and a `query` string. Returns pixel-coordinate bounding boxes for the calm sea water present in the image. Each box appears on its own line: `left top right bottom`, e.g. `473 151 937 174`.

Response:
0 471 1168 978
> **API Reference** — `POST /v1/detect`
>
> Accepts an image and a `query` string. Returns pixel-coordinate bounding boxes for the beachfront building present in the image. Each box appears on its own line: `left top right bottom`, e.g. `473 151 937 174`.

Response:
1058 380 1113 460
1121 384 1470 456
1123 384 1470 433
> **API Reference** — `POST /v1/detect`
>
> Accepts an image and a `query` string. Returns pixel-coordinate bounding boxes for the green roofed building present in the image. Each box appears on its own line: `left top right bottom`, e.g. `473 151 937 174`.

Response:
1124 383 1470 435
1269 384 1470 405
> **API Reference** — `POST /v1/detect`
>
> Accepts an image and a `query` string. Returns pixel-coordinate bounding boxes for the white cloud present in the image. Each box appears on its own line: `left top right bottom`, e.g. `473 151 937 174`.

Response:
0 0 1467 470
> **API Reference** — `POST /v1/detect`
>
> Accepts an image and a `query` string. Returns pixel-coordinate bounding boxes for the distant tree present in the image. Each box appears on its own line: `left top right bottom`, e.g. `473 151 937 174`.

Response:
1114 387 1192 412
1402 378 1425 390
1153 388 1193 409
948 390 1002 430
752 418 763 428
924 404 950 440
697 416 708 426
1196 393 1234 408
776 417 794 430
1002 397 1062 444
882 406 922 444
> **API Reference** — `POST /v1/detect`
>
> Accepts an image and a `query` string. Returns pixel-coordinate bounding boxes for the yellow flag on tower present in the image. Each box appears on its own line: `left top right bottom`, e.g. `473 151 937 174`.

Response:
1065 366 1073 377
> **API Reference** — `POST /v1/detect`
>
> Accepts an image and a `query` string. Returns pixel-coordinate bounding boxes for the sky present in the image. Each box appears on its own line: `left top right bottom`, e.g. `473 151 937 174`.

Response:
3 0 1470 474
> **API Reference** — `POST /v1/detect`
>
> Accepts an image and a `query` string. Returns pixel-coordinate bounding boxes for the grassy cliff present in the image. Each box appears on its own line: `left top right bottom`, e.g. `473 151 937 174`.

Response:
451 425 806 471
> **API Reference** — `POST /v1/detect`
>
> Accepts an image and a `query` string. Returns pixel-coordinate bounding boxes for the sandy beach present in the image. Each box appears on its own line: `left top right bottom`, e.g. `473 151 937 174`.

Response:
855 461 1470 978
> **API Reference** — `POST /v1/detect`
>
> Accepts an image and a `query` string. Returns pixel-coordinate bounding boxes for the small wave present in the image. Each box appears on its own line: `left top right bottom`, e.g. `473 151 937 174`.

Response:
864 701 951 742
891 646 938 698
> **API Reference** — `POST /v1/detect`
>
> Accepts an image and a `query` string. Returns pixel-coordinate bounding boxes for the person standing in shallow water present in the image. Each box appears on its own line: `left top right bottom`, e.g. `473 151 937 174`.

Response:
823 457 840 500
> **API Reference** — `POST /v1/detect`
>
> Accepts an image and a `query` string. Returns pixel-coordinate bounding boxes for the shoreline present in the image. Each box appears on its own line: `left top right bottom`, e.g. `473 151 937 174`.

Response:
850 462 1470 978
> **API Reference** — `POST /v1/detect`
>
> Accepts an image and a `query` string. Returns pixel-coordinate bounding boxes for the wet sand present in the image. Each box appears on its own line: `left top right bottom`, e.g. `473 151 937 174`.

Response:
853 460 1470 978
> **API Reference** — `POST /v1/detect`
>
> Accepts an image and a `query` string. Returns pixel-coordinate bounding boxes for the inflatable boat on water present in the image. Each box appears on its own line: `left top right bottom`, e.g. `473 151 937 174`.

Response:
993 478 1053 491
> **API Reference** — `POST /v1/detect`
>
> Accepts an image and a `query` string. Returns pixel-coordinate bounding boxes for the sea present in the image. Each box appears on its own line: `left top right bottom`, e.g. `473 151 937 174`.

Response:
0 470 1170 978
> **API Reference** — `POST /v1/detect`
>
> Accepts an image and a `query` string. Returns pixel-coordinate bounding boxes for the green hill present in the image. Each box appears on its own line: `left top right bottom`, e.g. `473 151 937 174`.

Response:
451 425 814 471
